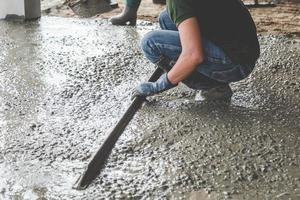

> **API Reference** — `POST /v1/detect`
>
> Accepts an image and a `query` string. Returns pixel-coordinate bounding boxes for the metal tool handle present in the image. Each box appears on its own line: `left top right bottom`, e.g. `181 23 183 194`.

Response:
74 67 164 190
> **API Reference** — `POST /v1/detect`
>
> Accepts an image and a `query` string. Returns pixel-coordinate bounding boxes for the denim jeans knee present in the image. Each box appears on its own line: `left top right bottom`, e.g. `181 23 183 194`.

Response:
140 29 181 64
140 31 162 63
159 10 177 31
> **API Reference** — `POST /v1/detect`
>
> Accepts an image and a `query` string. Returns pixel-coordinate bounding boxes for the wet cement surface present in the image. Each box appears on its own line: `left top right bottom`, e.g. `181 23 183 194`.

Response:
0 17 299 199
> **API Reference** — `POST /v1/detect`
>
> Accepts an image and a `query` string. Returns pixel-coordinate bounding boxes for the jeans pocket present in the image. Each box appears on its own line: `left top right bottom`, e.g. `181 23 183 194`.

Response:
211 64 255 83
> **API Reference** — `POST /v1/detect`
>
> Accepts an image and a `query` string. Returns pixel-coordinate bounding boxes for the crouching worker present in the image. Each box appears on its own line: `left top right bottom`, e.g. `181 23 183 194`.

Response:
133 0 260 101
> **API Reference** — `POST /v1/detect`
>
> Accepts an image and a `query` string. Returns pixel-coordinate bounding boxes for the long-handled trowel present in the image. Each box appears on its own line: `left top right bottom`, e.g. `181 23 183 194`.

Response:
73 67 164 190
68 0 119 17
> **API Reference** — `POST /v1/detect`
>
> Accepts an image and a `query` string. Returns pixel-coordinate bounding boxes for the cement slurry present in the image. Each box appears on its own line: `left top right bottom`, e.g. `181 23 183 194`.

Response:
0 17 299 199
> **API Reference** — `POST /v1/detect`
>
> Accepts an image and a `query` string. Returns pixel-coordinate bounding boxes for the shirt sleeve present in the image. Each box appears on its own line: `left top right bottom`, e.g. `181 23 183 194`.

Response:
167 0 196 26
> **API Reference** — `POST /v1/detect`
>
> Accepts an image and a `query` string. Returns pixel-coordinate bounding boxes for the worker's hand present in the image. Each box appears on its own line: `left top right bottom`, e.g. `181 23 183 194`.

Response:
132 73 176 99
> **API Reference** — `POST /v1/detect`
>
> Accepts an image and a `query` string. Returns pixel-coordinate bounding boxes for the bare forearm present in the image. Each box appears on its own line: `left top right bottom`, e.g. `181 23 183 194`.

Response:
167 53 202 85
167 17 204 85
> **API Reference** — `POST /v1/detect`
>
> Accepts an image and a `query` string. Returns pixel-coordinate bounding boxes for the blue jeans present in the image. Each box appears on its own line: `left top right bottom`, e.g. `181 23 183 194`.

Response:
140 10 255 88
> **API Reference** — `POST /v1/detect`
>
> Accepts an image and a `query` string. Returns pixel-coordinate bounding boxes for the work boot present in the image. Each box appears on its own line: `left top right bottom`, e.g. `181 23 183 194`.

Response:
109 6 138 26
152 0 166 4
195 84 233 101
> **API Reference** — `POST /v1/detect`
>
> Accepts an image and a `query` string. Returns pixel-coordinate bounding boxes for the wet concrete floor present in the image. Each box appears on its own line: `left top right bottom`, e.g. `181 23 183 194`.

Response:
0 17 299 199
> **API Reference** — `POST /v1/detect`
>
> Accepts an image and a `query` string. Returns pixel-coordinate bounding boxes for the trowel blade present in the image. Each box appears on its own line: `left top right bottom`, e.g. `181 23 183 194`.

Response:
68 0 118 18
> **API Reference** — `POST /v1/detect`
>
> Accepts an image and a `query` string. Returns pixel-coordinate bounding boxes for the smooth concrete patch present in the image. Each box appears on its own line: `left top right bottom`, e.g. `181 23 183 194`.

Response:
0 17 299 199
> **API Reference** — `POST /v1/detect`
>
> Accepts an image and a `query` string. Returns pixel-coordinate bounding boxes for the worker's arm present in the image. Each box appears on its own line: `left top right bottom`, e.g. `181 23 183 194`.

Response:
133 17 204 98
167 17 204 84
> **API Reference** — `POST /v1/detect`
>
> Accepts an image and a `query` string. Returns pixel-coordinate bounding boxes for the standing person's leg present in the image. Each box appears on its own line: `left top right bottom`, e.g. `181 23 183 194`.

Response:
126 0 141 9
152 0 166 4
110 0 141 26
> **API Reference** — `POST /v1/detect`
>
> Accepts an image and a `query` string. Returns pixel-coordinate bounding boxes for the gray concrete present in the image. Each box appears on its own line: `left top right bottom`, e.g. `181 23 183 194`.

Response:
0 17 299 199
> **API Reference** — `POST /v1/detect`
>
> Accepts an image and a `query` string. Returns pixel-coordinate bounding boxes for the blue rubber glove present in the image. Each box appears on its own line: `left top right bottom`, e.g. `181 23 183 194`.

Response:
132 73 176 98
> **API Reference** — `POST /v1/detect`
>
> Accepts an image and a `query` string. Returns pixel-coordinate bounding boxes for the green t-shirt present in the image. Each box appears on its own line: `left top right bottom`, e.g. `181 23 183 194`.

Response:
167 0 195 26
166 0 260 64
